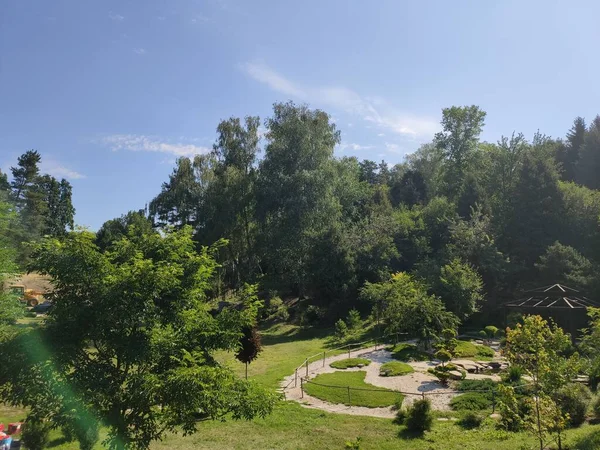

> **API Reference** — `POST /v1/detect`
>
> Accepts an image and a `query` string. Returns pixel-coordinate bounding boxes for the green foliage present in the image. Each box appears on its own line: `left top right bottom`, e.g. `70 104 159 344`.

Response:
360 273 458 348
437 258 484 320
379 361 414 377
456 378 497 392
452 340 494 359
577 116 600 190
593 396 600 419
505 315 580 394
330 358 371 369
450 392 492 411
484 325 499 339
434 349 452 366
346 309 362 330
335 319 349 340
403 399 433 433
457 411 485 429
21 418 51 450
1 227 277 450
344 436 362 450
303 371 402 408
554 383 592 427
503 366 523 384
388 343 430 362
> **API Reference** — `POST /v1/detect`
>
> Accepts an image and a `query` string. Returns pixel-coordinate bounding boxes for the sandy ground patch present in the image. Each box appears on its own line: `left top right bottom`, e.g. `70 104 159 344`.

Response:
281 344 501 418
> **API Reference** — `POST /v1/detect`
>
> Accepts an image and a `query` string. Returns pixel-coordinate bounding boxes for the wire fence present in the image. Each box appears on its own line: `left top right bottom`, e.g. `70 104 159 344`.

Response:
283 331 408 390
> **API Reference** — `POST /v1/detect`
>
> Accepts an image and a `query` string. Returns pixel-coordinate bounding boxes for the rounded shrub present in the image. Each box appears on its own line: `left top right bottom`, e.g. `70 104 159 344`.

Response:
22 420 50 450
450 392 492 411
330 358 371 369
503 365 523 384
404 399 433 433
458 411 485 429
380 361 414 377
554 383 592 427
592 395 600 419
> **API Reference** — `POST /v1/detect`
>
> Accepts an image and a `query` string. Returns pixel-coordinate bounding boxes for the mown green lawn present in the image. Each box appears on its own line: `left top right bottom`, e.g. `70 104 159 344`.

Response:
303 371 402 407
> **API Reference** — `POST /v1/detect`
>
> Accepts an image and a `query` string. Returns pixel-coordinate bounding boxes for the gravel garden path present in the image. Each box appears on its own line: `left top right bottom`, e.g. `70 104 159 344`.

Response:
281 344 501 418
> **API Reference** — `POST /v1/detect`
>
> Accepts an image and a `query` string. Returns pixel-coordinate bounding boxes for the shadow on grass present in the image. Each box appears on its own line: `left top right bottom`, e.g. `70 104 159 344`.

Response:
260 325 333 346
573 430 600 450
397 428 425 440
46 436 71 448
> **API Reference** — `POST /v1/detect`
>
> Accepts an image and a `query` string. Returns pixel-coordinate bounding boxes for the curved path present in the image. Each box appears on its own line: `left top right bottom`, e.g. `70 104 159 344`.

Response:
280 345 501 418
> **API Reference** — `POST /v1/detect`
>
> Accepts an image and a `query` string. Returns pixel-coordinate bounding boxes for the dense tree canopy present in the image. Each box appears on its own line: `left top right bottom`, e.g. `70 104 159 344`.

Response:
0 228 276 450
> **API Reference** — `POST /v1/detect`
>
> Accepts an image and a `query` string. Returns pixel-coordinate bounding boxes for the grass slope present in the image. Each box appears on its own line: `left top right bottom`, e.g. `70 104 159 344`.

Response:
303 371 402 408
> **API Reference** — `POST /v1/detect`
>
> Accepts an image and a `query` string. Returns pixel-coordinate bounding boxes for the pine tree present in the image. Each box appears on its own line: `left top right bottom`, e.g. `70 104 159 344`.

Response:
577 116 600 189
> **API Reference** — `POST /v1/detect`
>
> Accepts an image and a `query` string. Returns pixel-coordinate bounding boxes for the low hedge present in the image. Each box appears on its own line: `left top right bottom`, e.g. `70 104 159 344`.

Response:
330 358 371 369
380 361 414 377
450 392 493 411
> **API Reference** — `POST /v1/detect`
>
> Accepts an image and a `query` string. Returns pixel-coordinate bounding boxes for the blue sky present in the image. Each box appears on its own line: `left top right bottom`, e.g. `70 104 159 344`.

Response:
1 0 599 230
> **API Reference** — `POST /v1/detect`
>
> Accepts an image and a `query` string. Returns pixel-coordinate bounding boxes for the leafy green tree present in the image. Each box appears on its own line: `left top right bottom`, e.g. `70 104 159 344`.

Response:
0 200 24 325
504 315 580 450
558 182 600 259
535 242 594 289
205 116 261 286
436 258 484 320
360 273 458 349
358 160 378 185
0 227 276 450
10 149 41 205
149 154 216 229
256 102 341 293
557 117 586 181
0 169 9 193
448 206 508 292
389 169 427 207
95 210 155 251
577 116 600 189
434 105 486 198
504 148 564 269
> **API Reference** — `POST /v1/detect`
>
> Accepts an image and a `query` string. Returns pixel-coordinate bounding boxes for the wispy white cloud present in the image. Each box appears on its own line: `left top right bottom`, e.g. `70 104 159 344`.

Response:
240 62 305 98
241 62 439 140
99 134 210 157
40 160 86 180
108 11 124 21
339 143 374 151
133 48 147 55
157 16 166 21
377 133 385 137
384 142 404 154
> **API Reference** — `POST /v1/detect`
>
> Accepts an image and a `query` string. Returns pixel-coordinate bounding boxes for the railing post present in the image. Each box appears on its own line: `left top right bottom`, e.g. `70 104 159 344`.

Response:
305 359 309 378
347 386 351 406
295 368 298 388
422 392 425 400
348 348 351 359
323 351 326 367
300 378 304 399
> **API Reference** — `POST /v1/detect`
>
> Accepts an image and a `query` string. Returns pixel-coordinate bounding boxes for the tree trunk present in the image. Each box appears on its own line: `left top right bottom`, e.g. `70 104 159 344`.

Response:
245 362 248 380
